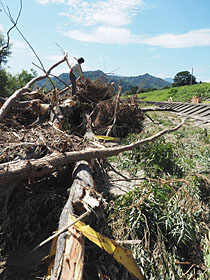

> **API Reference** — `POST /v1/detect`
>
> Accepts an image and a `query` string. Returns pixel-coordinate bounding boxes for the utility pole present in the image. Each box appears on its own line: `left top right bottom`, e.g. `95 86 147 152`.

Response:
190 68 193 85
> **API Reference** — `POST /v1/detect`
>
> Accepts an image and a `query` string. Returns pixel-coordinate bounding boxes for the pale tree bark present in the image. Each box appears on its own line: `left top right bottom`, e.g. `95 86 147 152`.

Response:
0 120 185 186
0 57 66 121
51 161 96 280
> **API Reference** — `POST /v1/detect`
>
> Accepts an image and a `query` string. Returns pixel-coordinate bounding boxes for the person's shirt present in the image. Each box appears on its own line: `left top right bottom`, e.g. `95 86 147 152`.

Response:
70 60 83 77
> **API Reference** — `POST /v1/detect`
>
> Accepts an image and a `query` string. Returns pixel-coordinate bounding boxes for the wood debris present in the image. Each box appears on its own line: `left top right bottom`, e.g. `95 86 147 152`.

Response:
0 57 184 280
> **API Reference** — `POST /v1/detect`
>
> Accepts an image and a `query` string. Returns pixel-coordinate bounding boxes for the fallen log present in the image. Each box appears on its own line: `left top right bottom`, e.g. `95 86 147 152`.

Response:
50 161 98 280
0 119 185 186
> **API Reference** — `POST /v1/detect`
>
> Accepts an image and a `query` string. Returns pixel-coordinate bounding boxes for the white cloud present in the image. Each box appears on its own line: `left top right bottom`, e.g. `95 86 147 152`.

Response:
63 27 210 48
63 0 144 26
35 0 65 4
144 29 210 48
63 26 142 44
35 0 148 45
34 0 210 49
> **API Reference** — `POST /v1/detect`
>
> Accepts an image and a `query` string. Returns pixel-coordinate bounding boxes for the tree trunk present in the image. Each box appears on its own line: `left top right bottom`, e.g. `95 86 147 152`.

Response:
0 120 184 187
51 161 95 280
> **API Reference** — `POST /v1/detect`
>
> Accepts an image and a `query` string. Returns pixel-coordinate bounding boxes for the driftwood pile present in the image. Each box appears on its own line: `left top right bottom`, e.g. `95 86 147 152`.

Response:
0 60 145 280
0 58 184 279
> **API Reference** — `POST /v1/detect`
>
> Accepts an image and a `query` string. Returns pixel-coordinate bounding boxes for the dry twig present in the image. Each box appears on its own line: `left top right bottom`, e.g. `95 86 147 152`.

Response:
31 210 91 253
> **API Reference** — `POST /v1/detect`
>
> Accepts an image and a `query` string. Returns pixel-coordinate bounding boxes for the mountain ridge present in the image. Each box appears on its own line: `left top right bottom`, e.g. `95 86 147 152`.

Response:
38 70 171 92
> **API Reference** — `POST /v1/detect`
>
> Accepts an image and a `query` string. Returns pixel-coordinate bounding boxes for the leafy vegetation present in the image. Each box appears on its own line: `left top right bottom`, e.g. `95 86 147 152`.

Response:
173 71 196 87
0 69 37 97
108 178 209 279
107 112 210 279
0 32 11 65
0 32 37 98
137 83 210 102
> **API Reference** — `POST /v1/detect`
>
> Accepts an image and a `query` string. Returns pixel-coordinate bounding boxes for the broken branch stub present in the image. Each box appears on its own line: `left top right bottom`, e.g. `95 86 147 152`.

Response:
0 56 66 122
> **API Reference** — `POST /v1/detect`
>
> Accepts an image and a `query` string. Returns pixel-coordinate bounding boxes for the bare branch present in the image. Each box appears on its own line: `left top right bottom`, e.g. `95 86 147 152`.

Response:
0 0 22 64
55 42 66 56
31 210 91 253
0 56 66 121
0 119 185 185
1 0 60 93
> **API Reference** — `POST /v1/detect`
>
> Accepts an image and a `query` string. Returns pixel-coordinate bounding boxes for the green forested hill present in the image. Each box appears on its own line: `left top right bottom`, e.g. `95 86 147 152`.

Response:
37 70 171 92
107 72 171 90
137 83 210 102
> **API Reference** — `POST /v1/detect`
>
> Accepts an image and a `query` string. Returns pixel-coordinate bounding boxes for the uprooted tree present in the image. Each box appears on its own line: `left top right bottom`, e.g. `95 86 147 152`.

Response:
0 56 185 279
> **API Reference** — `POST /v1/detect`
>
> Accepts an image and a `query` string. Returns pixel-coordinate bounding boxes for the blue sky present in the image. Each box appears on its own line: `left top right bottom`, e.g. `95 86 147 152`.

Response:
1 0 210 82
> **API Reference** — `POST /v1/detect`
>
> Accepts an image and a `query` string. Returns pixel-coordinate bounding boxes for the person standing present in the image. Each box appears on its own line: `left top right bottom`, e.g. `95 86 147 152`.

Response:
65 56 85 95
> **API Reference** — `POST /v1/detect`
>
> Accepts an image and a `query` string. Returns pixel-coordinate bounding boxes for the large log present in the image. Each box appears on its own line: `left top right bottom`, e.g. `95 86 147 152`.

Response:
50 161 96 280
0 120 184 186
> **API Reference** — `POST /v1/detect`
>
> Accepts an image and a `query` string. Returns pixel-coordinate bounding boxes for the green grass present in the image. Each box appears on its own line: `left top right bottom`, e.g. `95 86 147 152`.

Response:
135 83 210 102
108 178 209 279
107 112 210 279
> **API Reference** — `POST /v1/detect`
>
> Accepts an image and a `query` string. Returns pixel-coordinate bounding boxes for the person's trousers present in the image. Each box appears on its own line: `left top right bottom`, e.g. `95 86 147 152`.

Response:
70 72 76 95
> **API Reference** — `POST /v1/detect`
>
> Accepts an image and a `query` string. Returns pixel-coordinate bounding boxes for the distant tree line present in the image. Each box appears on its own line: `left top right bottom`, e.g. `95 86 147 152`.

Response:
125 70 198 96
0 32 37 97
172 71 197 87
